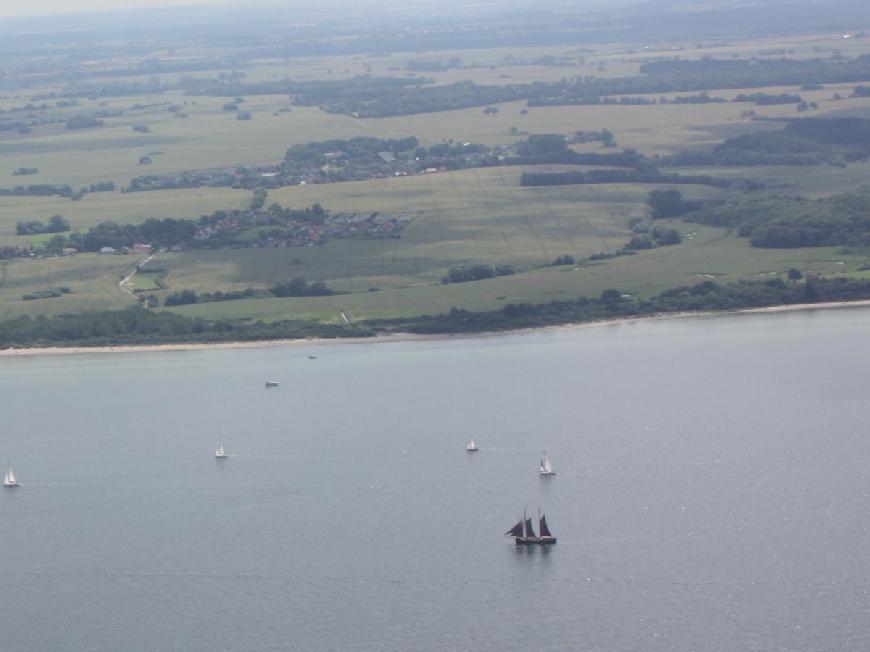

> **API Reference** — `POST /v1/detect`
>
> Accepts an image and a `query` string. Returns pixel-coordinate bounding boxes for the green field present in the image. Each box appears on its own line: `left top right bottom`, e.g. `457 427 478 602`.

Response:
165 223 868 323
2 26 870 328
0 187 252 242
152 168 718 294
0 254 135 319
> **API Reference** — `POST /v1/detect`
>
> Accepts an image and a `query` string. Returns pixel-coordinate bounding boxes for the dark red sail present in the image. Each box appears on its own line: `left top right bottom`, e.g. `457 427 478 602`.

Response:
505 520 524 537
539 514 552 538
524 517 537 538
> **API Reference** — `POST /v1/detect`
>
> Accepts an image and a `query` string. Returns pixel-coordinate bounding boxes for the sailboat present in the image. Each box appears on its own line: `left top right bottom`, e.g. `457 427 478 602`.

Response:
505 509 556 545
215 442 229 459
466 439 479 452
539 452 556 476
4 462 20 487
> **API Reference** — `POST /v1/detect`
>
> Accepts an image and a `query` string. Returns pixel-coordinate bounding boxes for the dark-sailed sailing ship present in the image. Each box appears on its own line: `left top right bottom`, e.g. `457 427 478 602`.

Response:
505 509 556 545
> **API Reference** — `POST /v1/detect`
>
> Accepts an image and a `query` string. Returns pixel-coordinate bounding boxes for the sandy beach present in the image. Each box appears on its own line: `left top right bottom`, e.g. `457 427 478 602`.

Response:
2 298 869 357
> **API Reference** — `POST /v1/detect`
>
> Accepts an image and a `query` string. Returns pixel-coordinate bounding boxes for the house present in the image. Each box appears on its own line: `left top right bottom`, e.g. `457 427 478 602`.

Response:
132 242 152 254
61 247 78 256
99 246 117 254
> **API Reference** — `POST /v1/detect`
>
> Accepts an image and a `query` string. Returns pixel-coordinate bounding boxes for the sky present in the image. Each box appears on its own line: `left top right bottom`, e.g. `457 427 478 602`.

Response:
0 0 221 17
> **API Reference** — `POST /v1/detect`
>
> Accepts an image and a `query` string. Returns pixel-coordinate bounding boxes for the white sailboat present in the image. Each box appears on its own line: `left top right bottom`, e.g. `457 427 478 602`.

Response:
215 442 229 459
539 452 556 476
466 439 479 452
4 462 20 487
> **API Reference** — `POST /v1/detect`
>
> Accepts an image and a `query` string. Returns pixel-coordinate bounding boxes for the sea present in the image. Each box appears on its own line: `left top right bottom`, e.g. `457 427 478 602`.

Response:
2 307 870 651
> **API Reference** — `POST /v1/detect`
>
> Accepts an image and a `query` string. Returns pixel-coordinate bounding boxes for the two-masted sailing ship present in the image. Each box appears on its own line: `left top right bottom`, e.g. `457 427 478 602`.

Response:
4 462 20 487
505 509 556 545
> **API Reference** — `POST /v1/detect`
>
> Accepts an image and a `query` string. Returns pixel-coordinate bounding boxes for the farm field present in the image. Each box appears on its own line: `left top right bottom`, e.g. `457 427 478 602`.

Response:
0 254 135 320
366 87 870 153
2 16 870 331
164 222 869 323
0 100 371 188
0 187 252 243
154 168 719 293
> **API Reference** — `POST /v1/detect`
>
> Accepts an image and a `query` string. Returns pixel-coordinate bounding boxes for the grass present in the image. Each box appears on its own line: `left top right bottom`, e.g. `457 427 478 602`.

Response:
364 88 870 154
1 31 870 327
0 187 251 242
165 222 869 323
0 97 372 188
0 254 137 319
153 167 722 295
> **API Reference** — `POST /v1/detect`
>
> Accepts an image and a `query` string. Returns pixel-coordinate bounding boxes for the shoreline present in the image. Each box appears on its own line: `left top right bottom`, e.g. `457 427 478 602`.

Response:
2 298 870 357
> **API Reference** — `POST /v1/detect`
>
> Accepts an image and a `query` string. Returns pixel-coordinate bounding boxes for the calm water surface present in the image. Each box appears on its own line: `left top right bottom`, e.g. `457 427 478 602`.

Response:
2 308 870 651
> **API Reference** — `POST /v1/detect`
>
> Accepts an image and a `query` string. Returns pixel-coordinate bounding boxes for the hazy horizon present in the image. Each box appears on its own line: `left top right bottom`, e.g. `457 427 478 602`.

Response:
0 0 233 18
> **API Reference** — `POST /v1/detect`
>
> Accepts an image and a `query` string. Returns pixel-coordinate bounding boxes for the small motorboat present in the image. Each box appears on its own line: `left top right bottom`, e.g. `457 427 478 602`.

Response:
265 381 279 388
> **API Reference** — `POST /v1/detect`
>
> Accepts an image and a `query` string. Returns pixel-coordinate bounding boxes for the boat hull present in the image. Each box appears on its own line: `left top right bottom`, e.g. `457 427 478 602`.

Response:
513 536 556 545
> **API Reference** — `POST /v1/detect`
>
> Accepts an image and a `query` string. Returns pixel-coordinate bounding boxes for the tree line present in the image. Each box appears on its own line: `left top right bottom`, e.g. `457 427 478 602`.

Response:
4 276 869 348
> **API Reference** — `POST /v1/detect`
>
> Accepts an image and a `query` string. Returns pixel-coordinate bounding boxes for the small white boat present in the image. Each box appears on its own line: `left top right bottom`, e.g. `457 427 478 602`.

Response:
215 442 229 459
466 439 479 452
308 354 318 360
4 462 20 487
265 381 279 388
539 453 556 476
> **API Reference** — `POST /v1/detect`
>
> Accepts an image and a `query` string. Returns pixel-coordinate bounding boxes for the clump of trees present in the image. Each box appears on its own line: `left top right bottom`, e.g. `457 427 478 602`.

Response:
676 186 870 248
164 278 334 306
647 189 704 219
733 92 802 105
370 277 870 335
663 118 870 167
626 225 682 250
441 264 515 284
22 287 70 301
270 278 334 297
0 305 369 348
16 215 70 235
65 116 104 130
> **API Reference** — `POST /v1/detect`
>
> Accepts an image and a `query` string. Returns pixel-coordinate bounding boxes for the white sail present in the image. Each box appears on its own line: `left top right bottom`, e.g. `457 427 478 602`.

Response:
4 464 18 486
540 454 555 475
215 442 227 458
466 439 478 451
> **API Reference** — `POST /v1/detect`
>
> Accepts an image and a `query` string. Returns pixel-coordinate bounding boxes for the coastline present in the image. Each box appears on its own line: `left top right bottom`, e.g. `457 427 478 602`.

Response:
2 298 870 357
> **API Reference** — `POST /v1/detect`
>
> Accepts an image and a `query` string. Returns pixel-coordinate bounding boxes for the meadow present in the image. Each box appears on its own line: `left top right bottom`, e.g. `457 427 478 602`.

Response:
165 223 868 323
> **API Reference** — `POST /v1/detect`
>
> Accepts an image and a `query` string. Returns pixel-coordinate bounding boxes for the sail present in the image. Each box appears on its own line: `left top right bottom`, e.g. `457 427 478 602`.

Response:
539 514 552 538
505 520 524 537
524 517 537 538
5 466 16 484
